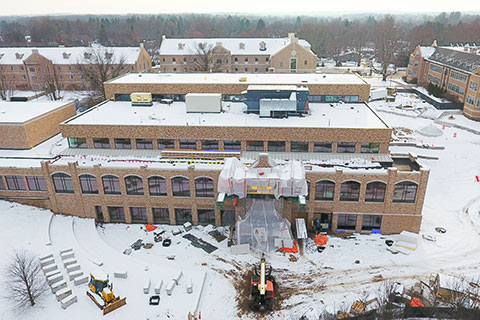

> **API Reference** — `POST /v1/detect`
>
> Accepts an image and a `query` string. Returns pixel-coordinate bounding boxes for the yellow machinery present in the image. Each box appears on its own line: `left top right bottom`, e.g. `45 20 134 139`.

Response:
86 269 126 315
130 92 153 106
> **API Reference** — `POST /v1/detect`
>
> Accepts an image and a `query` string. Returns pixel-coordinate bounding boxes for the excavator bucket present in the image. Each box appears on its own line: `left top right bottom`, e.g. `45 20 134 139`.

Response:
103 297 127 315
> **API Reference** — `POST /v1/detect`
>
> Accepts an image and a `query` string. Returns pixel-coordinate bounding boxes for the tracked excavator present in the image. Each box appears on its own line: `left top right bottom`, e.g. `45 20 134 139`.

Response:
249 254 275 312
86 269 126 315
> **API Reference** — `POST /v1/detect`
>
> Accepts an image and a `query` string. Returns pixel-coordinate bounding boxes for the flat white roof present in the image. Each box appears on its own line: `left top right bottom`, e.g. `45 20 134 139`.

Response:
107 72 367 86
66 100 388 129
0 101 72 124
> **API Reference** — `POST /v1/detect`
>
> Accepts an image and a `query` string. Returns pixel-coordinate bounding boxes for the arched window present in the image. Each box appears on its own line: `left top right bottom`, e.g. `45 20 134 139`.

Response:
315 180 335 201
102 175 121 195
148 176 167 196
365 182 386 202
125 176 144 195
340 181 360 201
79 174 98 194
393 181 418 203
171 177 190 197
195 177 214 198
52 173 74 194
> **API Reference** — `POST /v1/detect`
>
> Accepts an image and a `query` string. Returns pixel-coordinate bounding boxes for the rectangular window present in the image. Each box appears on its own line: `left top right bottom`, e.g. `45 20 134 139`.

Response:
429 64 442 74
153 208 170 224
223 140 241 151
108 206 125 222
362 215 382 231
198 209 216 225
5 175 27 191
68 137 87 148
427 74 440 85
246 141 264 151
136 138 153 149
179 139 197 149
290 141 308 152
29 67 35 72
93 138 110 149
469 81 478 91
130 207 147 223
450 70 468 82
337 142 356 153
267 141 286 152
158 139 175 150
26 176 47 192
95 206 104 222
466 95 475 105
114 138 132 149
314 142 332 153
447 83 465 95
201 140 219 151
337 214 357 230
245 57 248 62
477 99 480 107
255 57 258 62
360 143 380 153
175 208 192 224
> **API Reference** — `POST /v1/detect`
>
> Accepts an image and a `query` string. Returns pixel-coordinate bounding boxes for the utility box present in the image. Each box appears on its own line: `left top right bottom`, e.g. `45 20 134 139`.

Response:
185 93 221 113
130 92 153 106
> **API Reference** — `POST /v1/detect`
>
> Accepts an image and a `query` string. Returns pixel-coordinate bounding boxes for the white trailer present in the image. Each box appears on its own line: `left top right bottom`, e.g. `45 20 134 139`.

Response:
370 88 388 101
186 93 222 113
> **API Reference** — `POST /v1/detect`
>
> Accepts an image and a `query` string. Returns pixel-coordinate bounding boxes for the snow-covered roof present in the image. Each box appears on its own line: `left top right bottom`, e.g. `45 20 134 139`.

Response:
65 100 388 129
0 101 72 123
0 46 141 65
107 72 367 85
419 46 435 59
159 37 312 56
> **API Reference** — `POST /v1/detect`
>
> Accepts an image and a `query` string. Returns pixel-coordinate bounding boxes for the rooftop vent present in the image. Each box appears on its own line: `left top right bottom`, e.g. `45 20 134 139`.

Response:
105 52 113 59
15 52 24 59
239 42 245 50
62 52 71 59
84 52 92 59
259 41 266 51
0 53 3 60
178 42 185 50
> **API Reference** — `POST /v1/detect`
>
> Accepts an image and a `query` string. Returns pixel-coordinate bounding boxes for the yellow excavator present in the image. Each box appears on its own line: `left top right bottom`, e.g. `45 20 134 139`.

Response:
86 269 127 315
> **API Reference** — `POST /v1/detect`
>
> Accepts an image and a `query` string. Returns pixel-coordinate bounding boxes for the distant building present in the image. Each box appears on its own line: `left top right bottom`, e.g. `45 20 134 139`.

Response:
158 33 317 73
407 41 480 120
0 44 152 91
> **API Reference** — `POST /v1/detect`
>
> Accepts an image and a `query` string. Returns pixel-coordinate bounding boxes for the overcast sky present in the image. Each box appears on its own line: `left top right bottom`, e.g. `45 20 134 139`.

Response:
1 0 479 16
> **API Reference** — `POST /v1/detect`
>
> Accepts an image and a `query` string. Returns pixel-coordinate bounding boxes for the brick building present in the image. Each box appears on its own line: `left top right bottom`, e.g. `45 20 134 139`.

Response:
407 42 480 120
0 74 430 235
0 44 152 91
158 33 317 73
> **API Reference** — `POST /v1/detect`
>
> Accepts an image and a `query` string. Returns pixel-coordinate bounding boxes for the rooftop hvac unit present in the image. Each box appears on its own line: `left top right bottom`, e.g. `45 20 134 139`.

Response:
185 93 221 113
130 92 153 107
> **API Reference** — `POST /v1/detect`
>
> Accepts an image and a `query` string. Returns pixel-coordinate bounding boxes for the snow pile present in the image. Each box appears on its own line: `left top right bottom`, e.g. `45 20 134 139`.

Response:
416 124 444 137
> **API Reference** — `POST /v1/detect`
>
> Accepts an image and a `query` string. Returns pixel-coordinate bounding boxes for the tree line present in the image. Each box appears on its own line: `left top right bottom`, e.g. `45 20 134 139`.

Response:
0 12 479 58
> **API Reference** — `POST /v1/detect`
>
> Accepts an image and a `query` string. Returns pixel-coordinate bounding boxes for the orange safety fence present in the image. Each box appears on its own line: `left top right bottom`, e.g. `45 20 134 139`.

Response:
314 234 329 246
282 240 298 253
409 297 423 307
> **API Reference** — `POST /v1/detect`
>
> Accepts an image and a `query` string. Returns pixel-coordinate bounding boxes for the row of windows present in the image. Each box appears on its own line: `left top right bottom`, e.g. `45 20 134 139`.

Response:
447 83 465 95
427 74 440 85
313 180 418 203
450 70 468 83
429 64 443 74
466 95 475 105
0 175 47 192
53 173 214 198
69 137 381 154
97 206 236 225
337 214 382 231
162 56 270 64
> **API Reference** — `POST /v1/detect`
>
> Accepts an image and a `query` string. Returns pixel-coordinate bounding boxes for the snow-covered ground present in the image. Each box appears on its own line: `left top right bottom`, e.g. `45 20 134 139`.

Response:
2 94 480 319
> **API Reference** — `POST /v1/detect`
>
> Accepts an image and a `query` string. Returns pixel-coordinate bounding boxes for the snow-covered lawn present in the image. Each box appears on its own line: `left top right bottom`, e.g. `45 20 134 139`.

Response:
2 99 480 319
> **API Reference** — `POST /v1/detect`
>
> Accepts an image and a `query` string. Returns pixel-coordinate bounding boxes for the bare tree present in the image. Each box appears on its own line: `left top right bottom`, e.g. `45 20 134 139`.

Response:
37 64 60 101
76 46 126 103
0 67 15 100
373 15 401 81
3 250 48 310
188 42 228 72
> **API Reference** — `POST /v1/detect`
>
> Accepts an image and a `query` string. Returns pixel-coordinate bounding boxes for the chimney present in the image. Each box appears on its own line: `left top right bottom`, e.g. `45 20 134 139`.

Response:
31 49 39 54
178 42 184 50
161 34 166 41
287 33 298 43
239 42 245 50
140 42 144 49
432 39 438 47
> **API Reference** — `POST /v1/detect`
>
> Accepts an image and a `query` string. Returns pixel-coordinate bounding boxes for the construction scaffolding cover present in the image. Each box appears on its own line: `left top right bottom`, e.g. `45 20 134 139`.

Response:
218 157 307 199
236 199 293 252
